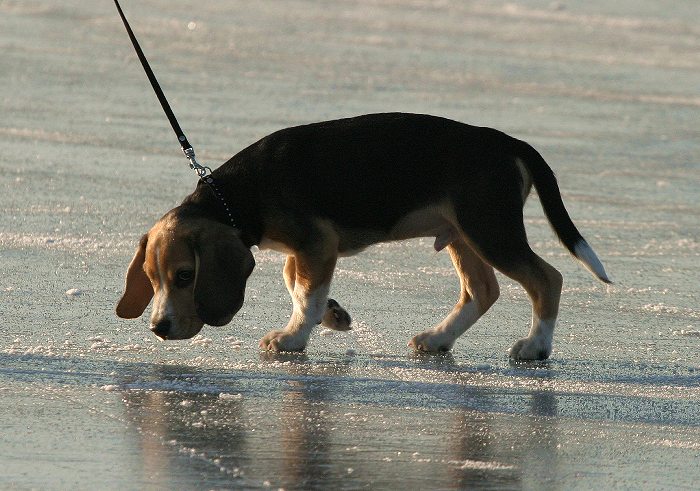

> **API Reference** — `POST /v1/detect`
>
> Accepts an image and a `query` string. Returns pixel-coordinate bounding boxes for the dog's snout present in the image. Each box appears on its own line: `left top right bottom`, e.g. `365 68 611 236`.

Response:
151 318 172 339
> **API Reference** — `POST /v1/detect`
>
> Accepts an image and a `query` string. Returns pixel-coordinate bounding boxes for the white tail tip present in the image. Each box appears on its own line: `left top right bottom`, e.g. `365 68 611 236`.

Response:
573 240 611 284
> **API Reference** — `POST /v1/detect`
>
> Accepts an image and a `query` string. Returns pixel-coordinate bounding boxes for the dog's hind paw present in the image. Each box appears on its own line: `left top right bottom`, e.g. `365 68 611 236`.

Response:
321 298 352 331
259 330 307 352
508 336 551 361
408 330 454 353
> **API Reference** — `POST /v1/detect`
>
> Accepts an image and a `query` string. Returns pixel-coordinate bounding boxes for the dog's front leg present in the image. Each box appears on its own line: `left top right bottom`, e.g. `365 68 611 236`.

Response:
259 243 338 352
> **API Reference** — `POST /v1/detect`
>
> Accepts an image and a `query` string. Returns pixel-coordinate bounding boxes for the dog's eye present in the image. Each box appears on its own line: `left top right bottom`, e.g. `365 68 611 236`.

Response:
175 270 194 287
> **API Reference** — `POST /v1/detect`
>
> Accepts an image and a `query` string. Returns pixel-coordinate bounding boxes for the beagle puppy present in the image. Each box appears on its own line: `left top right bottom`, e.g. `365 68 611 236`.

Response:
116 112 609 360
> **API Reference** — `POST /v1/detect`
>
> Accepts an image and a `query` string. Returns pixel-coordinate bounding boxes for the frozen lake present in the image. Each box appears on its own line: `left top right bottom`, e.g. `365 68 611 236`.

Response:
1 0 699 489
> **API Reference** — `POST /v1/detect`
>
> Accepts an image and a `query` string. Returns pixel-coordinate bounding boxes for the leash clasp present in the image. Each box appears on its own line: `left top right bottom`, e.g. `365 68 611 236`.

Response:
183 146 212 179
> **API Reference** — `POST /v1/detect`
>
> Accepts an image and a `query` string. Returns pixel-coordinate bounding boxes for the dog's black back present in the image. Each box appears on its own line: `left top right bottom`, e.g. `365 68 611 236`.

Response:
203 113 521 237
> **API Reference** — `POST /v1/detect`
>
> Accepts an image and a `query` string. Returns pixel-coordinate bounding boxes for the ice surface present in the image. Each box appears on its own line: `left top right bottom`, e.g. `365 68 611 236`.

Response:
1 0 699 489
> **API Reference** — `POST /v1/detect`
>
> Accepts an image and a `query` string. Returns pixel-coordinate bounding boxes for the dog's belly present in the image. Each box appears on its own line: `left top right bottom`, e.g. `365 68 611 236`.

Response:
337 204 459 255
388 205 459 252
388 205 451 240
259 205 460 257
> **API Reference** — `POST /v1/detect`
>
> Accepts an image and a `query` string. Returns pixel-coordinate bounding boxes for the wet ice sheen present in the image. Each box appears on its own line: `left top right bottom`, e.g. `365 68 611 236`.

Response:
2 0 699 489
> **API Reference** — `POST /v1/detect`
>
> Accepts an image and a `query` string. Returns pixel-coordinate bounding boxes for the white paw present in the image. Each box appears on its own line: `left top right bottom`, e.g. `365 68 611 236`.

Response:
509 336 552 361
408 330 455 353
259 330 307 352
321 298 352 331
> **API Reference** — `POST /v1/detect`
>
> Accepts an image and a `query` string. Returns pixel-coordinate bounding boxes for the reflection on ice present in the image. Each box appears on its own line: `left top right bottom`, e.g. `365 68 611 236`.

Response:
2 339 700 489
4 351 700 486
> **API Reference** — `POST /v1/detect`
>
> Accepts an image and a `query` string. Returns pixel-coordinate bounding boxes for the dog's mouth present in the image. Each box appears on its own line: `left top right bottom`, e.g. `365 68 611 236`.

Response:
150 317 204 340
152 298 242 340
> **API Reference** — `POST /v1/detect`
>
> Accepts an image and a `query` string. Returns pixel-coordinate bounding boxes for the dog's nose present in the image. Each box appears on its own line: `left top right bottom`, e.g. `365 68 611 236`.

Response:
151 318 172 339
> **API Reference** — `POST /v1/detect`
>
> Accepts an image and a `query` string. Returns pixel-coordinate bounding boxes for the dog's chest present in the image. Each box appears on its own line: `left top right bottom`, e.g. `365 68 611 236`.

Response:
258 237 296 255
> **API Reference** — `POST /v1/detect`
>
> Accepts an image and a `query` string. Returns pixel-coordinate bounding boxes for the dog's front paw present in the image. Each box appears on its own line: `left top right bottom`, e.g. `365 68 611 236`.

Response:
509 336 551 361
259 330 307 352
408 330 454 353
321 298 352 331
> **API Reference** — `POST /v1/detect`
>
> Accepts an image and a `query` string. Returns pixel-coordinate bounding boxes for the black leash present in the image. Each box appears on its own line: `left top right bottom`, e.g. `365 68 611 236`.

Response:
113 0 237 228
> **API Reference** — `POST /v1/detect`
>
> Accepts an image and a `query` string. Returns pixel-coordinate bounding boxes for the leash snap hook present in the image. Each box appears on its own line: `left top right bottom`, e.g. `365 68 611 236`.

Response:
183 147 212 178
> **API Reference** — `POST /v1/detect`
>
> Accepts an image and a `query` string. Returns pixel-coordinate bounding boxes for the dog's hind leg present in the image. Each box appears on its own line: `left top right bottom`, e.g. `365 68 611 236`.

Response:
409 239 500 353
282 256 351 332
453 192 563 361
502 253 562 360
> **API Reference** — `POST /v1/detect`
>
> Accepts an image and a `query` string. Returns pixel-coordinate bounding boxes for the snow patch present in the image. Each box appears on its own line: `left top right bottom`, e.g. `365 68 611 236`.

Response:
219 393 243 401
449 459 515 471
190 335 213 346
672 328 700 337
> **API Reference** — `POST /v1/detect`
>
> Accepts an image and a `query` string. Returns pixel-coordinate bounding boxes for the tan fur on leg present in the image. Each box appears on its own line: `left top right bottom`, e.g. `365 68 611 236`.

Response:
410 239 500 352
260 224 340 351
506 256 563 360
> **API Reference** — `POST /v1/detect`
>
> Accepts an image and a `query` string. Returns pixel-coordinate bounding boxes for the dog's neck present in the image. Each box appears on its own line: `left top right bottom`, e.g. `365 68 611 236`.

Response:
181 177 263 249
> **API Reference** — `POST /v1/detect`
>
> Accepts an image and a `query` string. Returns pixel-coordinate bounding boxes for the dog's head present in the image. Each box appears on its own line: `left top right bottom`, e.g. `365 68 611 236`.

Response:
115 209 255 340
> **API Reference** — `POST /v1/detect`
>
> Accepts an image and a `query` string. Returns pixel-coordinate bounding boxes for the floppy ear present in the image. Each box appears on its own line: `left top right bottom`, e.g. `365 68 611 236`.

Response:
116 234 154 318
193 225 255 326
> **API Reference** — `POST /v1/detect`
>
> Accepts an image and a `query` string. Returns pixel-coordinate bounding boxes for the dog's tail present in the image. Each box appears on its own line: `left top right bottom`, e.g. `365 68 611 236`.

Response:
515 140 611 284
